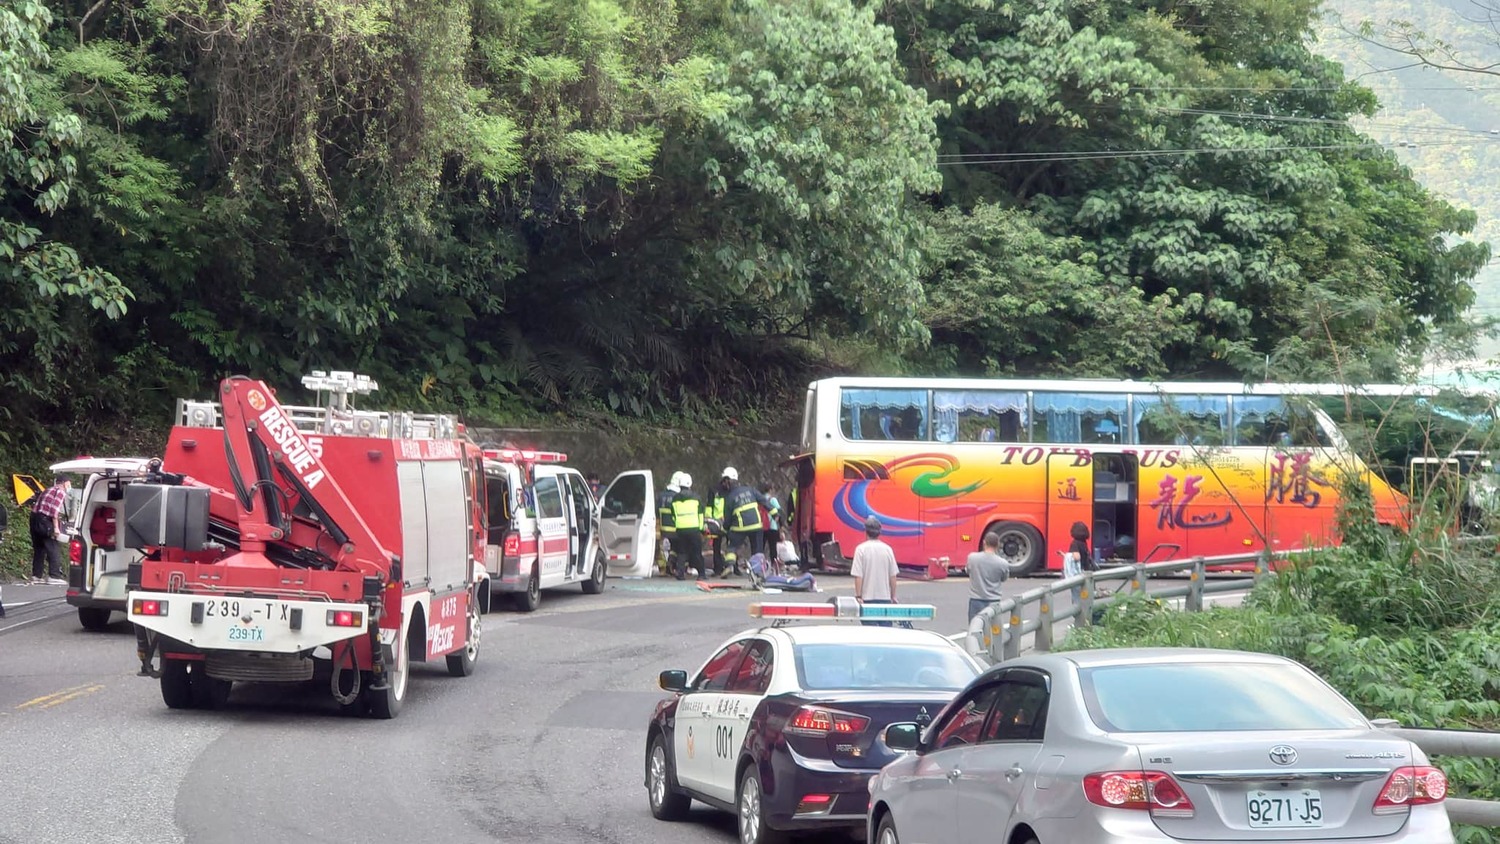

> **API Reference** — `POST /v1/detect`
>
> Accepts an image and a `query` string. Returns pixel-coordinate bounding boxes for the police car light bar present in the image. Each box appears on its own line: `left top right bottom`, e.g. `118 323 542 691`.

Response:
750 596 937 622
483 448 569 463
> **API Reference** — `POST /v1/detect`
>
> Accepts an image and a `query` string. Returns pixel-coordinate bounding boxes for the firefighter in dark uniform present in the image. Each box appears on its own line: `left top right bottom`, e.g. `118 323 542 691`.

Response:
668 472 705 580
657 476 679 574
720 466 771 578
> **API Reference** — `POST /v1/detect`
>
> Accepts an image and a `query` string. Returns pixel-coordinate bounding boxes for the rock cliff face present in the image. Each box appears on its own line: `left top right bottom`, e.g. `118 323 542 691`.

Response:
469 427 801 498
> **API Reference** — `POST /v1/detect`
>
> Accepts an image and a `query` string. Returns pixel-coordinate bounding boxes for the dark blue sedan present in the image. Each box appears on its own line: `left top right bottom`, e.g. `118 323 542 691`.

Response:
644 603 982 844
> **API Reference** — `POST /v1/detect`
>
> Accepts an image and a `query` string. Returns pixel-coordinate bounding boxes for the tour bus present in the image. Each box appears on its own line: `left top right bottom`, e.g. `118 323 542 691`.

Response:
786 377 1495 576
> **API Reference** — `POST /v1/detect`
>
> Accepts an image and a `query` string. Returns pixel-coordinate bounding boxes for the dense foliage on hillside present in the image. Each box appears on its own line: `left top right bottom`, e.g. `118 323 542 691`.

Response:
1 0 1491 446
1318 0 1500 358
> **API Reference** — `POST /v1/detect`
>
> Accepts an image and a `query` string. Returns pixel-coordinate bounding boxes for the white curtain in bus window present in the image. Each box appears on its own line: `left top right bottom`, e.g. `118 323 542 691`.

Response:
840 389 929 441
1134 395 1229 445
1233 397 1291 446
932 390 1027 443
1032 393 1127 444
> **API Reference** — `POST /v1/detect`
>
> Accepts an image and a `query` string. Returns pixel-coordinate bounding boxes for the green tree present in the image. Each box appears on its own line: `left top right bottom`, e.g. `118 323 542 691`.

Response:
1 0 135 440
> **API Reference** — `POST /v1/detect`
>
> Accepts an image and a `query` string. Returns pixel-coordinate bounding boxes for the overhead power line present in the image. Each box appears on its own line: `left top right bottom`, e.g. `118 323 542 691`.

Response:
1146 106 1500 138
934 137 1497 166
1126 84 1500 92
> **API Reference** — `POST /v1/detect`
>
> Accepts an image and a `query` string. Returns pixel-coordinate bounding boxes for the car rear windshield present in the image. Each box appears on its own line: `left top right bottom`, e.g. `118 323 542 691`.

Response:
1079 662 1368 732
794 644 977 691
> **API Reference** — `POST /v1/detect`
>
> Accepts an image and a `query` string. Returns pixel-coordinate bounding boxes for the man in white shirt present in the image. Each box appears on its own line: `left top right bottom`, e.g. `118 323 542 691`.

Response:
850 516 899 626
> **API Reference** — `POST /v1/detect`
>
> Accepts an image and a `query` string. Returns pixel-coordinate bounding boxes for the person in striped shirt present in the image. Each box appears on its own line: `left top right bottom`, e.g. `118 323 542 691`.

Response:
29 476 71 585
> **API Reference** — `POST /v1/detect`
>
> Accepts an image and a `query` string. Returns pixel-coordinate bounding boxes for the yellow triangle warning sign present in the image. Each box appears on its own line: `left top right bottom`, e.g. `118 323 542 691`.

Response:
12 474 43 507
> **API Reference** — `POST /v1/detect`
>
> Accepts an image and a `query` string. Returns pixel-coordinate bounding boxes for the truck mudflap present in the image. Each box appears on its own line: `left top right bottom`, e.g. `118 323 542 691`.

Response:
127 590 369 653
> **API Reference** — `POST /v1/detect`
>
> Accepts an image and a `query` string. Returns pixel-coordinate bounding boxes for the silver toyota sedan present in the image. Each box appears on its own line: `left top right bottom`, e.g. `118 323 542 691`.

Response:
867 648 1452 844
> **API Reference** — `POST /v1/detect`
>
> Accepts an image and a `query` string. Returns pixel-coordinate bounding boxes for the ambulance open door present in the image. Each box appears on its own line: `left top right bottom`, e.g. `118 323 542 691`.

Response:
597 470 657 578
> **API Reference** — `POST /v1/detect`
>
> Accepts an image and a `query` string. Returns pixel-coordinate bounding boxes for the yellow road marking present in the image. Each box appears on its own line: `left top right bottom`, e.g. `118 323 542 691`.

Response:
16 683 105 711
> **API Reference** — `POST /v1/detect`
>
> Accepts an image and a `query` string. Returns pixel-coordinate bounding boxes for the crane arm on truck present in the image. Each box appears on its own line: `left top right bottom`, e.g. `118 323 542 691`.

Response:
217 376 396 581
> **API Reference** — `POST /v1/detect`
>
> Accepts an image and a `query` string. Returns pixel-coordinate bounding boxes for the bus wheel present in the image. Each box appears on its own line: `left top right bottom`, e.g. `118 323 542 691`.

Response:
989 521 1044 576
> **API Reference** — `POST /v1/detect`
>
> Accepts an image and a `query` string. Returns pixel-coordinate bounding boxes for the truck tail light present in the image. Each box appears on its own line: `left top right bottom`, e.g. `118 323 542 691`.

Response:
132 599 168 617
786 706 869 737
1373 766 1447 813
1084 771 1195 818
70 537 84 566
326 610 365 628
503 533 520 557
89 507 118 550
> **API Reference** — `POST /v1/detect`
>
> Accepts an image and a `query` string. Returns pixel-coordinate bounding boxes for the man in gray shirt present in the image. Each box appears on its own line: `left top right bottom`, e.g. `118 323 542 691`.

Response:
966 531 1009 622
851 516 900 626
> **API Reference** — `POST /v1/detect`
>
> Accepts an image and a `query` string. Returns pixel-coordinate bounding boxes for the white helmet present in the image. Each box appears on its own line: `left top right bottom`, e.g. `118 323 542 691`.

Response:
678 472 693 490
666 480 680 493
722 466 739 482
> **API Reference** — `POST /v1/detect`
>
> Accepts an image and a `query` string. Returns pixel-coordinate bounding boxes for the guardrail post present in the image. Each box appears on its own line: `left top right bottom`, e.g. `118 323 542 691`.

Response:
1130 563 1146 595
1080 571 1096 627
1036 594 1055 652
1186 557 1205 612
985 605 1007 665
1003 605 1023 660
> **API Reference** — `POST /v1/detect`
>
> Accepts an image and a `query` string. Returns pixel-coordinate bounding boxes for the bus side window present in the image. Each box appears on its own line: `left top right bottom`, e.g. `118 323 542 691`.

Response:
1285 403 1331 447
1233 397 1285 446
933 390 1027 444
840 389 930 441
1135 396 1228 446
1033 393 1127 444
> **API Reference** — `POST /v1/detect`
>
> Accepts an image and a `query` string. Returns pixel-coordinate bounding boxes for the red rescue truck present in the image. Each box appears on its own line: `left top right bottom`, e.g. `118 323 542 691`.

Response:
124 372 486 718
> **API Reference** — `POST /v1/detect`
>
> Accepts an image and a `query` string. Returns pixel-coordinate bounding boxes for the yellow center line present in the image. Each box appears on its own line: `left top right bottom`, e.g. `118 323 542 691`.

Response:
16 683 104 711
37 685 105 709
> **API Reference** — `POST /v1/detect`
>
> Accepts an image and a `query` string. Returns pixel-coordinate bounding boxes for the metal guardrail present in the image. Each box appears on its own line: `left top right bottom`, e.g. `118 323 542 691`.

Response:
959 557 1500 831
963 552 1268 664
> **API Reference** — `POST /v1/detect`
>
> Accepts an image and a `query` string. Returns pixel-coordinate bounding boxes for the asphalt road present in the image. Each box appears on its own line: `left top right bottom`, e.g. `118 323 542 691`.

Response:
0 571 1245 844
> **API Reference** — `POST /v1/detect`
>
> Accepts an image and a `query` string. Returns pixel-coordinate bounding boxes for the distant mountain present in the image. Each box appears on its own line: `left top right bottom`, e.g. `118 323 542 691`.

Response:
1316 0 1500 359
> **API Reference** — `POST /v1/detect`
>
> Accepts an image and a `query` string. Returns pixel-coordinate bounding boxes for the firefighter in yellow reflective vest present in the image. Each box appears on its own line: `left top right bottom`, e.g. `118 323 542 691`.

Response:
657 476 679 573
667 472 705 581
719 466 771 578
706 480 727 577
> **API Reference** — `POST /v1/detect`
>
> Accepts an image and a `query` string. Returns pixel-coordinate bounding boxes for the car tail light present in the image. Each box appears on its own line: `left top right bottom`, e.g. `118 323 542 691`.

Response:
1373 766 1447 813
69 537 84 566
503 533 520 557
786 706 870 737
794 794 833 815
1084 771 1195 818
89 507 118 550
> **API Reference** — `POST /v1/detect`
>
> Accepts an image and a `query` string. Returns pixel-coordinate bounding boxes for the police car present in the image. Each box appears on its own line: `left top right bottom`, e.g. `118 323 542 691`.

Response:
643 598 982 843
